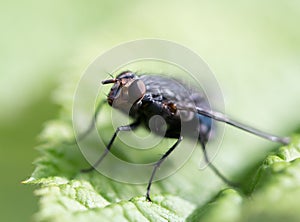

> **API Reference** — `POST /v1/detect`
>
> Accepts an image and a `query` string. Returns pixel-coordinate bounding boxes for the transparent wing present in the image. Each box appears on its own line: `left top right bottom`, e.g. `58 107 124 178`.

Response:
178 105 290 145
140 74 290 145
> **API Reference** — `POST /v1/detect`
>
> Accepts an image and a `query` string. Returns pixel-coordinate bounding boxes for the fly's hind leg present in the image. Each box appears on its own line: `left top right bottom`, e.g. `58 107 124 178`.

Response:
199 139 239 188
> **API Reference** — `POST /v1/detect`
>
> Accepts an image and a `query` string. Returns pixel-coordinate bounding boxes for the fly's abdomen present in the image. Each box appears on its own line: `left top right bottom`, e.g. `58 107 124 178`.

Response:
197 114 212 143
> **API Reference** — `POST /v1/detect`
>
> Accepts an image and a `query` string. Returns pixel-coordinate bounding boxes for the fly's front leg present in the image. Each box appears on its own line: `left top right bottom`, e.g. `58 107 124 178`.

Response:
81 119 141 173
76 100 106 141
64 100 106 145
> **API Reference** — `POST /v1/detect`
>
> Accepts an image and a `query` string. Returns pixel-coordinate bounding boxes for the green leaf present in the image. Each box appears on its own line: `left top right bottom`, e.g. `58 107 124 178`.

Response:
186 189 243 222
186 136 300 222
30 178 195 222
26 136 300 222
241 137 300 222
25 65 300 221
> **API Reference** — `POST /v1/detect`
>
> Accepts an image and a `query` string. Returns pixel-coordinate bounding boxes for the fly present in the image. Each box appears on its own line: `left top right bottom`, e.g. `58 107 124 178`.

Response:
79 70 290 201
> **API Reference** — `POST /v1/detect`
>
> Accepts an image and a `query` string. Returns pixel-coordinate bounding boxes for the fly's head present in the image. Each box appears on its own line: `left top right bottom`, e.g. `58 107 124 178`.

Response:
102 71 146 110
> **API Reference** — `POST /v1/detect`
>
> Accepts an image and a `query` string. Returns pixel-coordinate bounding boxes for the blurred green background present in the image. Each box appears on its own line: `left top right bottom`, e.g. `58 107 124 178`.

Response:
1 1 299 221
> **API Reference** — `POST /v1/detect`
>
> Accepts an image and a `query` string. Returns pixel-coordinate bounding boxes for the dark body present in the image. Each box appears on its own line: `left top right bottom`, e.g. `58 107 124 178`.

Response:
139 75 212 142
108 73 213 143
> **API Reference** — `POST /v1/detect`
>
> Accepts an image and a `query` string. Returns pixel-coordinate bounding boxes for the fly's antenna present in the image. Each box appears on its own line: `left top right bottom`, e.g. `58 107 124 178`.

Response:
178 106 290 145
105 71 114 79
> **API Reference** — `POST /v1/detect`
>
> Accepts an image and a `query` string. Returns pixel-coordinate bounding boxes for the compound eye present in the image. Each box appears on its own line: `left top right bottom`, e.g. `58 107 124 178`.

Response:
128 79 146 103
